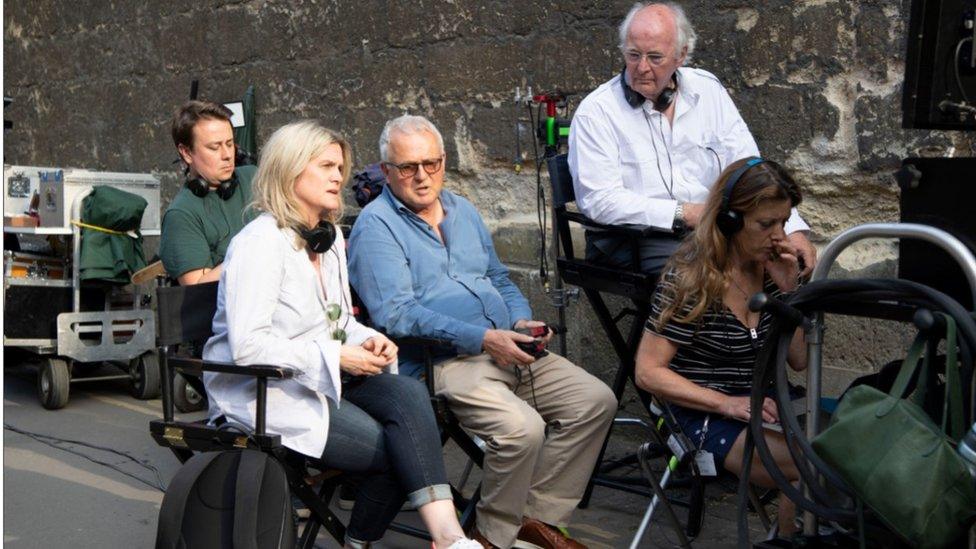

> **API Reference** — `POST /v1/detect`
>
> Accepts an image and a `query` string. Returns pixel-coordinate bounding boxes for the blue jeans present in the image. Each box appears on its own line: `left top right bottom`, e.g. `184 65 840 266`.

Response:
318 373 451 543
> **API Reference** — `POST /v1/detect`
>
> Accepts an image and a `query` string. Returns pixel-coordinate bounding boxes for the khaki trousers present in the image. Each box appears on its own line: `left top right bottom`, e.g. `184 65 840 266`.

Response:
434 352 617 548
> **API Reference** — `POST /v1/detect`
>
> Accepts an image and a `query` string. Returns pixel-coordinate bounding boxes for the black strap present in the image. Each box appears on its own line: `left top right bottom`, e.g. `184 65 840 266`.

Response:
233 450 267 549
156 451 223 549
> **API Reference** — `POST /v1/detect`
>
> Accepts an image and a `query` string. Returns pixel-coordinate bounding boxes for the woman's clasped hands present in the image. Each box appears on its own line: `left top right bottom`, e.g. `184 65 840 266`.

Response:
339 335 398 377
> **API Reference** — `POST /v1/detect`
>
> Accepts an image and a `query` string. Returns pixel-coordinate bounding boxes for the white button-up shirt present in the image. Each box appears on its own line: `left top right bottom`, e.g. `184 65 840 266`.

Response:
568 67 808 233
202 213 389 457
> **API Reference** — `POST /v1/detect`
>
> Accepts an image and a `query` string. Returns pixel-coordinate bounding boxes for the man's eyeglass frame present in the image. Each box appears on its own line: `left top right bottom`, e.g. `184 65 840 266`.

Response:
383 156 445 178
623 49 672 67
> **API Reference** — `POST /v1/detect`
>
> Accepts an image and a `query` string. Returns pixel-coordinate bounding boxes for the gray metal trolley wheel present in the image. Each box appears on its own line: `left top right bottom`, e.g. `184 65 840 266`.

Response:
38 357 70 409
129 351 161 400
173 373 206 413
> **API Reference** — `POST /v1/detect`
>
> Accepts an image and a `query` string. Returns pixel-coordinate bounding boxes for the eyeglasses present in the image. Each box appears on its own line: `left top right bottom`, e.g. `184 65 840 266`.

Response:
623 49 672 67
383 156 444 178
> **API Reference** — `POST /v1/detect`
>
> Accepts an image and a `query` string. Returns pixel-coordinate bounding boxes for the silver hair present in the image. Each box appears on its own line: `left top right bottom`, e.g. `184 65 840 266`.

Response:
618 2 697 63
378 114 445 162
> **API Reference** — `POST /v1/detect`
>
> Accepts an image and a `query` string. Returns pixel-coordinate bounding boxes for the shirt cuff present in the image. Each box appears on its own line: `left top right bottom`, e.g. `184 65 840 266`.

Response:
310 338 342 403
509 306 533 327
456 324 489 356
784 207 809 234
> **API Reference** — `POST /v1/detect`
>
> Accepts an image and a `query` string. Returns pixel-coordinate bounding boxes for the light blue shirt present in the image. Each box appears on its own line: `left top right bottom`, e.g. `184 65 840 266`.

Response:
348 186 533 378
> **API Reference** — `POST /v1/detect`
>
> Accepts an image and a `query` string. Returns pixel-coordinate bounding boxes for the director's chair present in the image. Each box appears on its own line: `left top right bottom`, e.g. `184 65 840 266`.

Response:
148 281 348 547
546 154 716 536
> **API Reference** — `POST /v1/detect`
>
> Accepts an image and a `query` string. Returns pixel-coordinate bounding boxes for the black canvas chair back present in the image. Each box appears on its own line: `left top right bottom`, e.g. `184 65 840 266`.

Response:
545 153 659 395
548 154 577 210
156 282 219 346
546 154 659 300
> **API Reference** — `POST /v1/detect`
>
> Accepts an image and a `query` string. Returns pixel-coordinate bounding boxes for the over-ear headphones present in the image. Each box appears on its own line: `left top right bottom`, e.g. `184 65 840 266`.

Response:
299 220 337 254
187 171 239 201
621 68 678 112
716 157 765 237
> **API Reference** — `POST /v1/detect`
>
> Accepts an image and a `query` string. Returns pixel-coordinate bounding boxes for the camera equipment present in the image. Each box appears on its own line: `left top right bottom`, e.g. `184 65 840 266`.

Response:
898 157 976 310
515 324 553 359
902 0 976 130
532 92 572 158
512 87 580 357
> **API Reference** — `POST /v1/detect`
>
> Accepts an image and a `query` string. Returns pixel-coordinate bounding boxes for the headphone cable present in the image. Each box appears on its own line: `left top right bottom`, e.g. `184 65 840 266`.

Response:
645 111 676 200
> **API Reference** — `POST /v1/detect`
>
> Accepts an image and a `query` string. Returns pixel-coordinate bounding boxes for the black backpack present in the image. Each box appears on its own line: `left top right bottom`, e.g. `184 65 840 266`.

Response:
156 449 295 549
351 163 386 208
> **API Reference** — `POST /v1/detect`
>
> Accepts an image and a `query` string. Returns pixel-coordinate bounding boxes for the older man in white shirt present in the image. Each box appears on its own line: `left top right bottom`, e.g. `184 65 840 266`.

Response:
569 1 816 276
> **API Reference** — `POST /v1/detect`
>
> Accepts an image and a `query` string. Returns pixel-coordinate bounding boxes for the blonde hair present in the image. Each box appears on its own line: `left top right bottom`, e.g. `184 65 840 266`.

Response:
251 121 351 248
654 158 801 330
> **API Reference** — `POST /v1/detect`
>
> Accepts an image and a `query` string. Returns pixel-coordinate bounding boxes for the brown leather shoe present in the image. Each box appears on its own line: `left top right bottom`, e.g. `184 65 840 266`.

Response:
515 519 587 549
469 525 500 549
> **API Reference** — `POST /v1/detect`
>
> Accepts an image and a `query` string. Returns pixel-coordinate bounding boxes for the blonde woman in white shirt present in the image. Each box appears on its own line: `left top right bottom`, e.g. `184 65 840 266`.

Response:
203 121 480 549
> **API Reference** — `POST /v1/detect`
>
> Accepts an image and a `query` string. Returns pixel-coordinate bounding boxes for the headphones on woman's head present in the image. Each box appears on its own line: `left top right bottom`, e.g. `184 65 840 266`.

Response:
621 69 678 112
716 157 765 237
187 171 239 201
299 220 337 254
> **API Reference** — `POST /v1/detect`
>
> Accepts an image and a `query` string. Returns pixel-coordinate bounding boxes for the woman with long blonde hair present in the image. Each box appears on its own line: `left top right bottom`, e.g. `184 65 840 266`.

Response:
636 157 808 534
203 121 480 549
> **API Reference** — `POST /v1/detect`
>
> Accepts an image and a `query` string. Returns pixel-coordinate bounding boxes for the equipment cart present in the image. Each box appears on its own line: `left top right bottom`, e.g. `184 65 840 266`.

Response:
4 165 161 409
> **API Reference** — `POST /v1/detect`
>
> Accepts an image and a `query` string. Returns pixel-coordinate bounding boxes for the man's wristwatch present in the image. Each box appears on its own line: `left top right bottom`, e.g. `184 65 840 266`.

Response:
672 203 687 233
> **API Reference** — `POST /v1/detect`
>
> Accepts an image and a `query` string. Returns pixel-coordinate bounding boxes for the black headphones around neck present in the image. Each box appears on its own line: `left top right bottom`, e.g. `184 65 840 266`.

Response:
299 220 337 254
187 171 239 201
621 68 678 112
716 157 765 237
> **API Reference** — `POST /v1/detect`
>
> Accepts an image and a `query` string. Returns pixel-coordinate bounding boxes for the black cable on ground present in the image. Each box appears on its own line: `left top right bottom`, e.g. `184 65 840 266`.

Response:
4 423 166 492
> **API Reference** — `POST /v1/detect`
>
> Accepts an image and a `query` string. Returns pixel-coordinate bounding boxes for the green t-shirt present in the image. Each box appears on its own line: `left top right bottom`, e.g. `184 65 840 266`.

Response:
159 165 257 278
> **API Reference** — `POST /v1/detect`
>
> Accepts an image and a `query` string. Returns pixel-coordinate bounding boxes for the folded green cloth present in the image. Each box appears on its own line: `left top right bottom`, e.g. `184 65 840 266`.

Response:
79 185 148 283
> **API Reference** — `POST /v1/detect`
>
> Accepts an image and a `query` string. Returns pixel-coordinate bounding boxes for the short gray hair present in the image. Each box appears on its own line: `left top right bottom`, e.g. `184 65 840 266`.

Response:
618 2 697 63
378 114 445 162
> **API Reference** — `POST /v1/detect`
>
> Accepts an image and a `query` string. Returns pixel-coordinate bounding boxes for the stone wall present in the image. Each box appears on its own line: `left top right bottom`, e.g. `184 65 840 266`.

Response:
5 1 974 401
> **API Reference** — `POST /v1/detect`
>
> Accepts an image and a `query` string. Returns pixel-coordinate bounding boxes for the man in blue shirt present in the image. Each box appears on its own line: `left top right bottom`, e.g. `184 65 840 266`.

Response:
349 115 616 549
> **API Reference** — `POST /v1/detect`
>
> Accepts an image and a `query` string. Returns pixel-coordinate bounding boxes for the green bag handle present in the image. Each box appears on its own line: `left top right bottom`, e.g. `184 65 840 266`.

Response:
882 332 926 408
911 335 932 410
937 313 964 441
879 313 964 441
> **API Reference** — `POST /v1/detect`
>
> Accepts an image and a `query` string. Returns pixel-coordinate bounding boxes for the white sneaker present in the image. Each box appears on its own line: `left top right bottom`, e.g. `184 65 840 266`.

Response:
444 538 485 549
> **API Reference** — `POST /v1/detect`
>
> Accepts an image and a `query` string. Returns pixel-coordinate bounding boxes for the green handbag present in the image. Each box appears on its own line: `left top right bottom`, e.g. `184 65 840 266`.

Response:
812 313 976 548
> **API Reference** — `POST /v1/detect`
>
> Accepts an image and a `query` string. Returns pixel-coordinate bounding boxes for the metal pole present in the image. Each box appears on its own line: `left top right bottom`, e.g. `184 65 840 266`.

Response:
802 312 824 536
551 199 568 356
812 223 976 303
70 189 95 313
